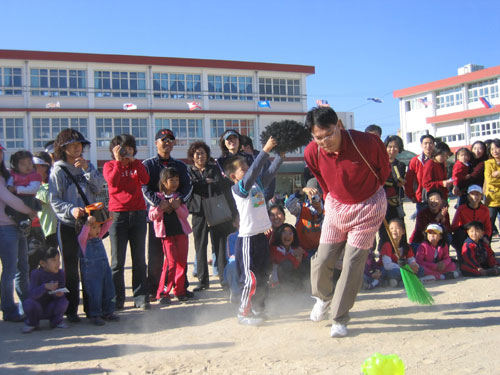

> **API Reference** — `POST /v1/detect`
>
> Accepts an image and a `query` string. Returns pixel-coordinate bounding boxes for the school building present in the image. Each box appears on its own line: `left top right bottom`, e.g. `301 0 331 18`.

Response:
394 63 500 154
0 49 338 194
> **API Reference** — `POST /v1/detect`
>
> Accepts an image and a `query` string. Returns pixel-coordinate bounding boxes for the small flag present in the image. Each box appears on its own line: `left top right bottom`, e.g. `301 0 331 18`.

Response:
187 102 202 111
316 99 330 107
123 103 137 110
479 97 493 109
46 101 60 109
418 97 430 107
367 98 383 103
258 100 271 108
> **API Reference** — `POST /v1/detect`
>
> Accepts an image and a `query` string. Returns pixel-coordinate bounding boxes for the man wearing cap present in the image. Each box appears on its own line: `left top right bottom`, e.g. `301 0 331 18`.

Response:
303 106 390 338
451 184 492 261
142 129 193 299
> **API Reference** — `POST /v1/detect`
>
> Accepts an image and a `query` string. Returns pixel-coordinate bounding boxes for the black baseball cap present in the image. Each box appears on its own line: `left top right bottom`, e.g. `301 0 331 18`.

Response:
155 129 175 141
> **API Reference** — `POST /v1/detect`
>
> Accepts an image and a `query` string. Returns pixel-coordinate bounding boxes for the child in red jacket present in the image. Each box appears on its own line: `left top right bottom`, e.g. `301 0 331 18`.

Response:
422 142 452 201
452 147 472 203
269 224 306 288
461 221 499 277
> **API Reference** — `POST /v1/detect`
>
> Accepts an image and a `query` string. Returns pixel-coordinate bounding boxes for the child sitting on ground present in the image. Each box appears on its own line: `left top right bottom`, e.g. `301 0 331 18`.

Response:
149 167 193 304
461 221 499 277
6 150 42 235
381 218 425 287
270 223 306 288
363 248 384 290
224 136 284 326
22 246 69 333
416 223 458 281
76 210 119 325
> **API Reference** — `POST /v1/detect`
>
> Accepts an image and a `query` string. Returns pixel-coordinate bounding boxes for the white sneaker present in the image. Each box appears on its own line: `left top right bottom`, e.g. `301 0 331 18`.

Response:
238 314 263 326
330 323 348 338
389 278 398 288
310 297 331 322
420 275 436 283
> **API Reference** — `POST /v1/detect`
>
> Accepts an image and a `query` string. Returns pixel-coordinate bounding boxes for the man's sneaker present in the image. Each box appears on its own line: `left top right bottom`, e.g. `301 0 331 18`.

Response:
330 323 348 338
134 302 151 310
184 290 195 298
22 324 37 334
389 278 399 288
252 310 268 321
66 314 81 323
91 317 106 326
103 313 120 322
310 297 331 322
238 314 263 326
55 321 69 329
159 296 171 305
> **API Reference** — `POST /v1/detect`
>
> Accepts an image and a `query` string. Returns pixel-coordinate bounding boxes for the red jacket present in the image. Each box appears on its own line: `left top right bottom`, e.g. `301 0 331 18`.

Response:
270 245 301 269
451 203 492 237
405 154 430 202
461 238 498 275
103 159 150 212
304 130 389 204
422 159 449 200
452 161 470 190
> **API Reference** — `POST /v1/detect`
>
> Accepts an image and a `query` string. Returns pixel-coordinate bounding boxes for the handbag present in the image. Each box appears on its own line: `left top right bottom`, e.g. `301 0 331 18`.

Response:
201 183 232 227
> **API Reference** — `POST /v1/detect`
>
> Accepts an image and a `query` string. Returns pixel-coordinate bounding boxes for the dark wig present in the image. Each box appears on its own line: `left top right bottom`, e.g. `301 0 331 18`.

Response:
219 129 242 156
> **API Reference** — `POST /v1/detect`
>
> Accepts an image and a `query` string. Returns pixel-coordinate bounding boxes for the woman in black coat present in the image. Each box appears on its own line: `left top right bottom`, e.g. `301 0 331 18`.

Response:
187 142 234 290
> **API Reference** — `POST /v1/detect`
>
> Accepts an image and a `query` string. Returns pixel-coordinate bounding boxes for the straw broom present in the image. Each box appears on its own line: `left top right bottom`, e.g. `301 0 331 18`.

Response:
383 219 434 305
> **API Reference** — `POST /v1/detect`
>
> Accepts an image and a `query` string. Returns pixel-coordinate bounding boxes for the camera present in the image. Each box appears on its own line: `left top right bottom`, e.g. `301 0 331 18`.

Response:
311 195 320 203
119 147 129 157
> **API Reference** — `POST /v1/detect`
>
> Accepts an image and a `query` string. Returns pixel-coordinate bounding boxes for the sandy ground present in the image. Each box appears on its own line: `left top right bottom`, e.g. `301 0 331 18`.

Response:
1 199 500 375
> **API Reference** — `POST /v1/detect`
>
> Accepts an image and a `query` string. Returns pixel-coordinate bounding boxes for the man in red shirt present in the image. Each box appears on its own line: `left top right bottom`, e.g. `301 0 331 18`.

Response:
304 107 390 338
405 134 435 213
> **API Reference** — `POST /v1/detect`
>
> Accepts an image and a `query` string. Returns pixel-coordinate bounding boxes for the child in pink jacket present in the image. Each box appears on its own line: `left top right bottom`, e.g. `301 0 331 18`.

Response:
149 167 193 303
416 223 458 281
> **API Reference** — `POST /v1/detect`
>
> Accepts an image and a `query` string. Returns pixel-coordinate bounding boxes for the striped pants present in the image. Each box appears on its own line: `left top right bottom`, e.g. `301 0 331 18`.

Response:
311 188 386 324
235 233 270 316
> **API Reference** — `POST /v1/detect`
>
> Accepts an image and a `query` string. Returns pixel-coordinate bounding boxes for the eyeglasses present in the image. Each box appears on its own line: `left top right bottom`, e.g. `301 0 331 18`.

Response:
159 138 174 144
312 127 336 144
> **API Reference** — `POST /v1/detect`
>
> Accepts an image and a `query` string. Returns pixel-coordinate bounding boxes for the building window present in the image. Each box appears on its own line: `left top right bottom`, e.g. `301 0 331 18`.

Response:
436 87 463 109
152 73 201 99
470 115 500 137
404 97 429 112
441 133 465 143
0 118 24 148
96 118 148 147
468 79 499 103
94 71 146 98
259 77 301 102
210 119 255 147
155 118 203 147
32 117 88 148
0 68 22 96
30 69 87 97
208 75 253 100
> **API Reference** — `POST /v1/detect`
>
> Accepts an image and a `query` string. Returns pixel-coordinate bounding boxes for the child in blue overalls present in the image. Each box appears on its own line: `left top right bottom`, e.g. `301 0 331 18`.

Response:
76 212 118 326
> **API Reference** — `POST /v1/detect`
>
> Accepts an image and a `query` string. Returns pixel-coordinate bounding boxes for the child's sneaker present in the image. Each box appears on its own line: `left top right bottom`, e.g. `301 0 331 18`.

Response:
389 278 399 288
420 275 436 283
330 323 348 338
22 324 37 334
91 317 106 326
102 313 120 322
310 297 331 322
237 313 263 326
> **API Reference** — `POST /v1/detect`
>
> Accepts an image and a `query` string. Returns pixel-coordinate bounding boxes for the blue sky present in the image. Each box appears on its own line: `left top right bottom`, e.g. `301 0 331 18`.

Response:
2 0 500 137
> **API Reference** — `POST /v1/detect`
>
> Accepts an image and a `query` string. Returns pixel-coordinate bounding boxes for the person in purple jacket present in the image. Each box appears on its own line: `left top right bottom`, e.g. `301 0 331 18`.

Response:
22 246 69 333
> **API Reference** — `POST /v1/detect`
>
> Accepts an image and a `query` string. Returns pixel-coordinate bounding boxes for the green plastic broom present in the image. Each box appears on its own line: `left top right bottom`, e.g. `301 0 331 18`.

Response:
383 219 434 306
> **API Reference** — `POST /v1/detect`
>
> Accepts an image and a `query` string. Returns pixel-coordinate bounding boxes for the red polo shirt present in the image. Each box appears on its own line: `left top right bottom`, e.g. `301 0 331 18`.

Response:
304 129 390 204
